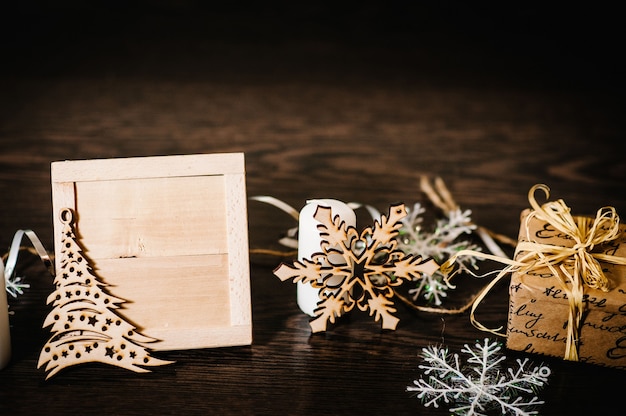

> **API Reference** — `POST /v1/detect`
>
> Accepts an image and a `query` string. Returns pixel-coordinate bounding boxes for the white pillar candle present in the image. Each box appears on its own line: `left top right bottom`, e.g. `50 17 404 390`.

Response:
0 262 11 369
297 199 356 316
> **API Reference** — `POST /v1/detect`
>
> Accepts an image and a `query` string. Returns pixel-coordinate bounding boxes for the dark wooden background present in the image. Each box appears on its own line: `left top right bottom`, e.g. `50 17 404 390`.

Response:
1 3 624 415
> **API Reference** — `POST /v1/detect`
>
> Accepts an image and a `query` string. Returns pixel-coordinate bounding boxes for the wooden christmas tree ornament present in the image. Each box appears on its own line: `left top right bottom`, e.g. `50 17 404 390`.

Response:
38 208 173 379
274 203 439 332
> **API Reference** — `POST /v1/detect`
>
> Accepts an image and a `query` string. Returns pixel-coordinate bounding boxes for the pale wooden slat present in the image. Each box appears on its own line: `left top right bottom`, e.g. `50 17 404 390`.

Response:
225 172 252 328
74 175 227 259
51 153 245 182
51 181 77 266
94 254 252 350
147 326 252 351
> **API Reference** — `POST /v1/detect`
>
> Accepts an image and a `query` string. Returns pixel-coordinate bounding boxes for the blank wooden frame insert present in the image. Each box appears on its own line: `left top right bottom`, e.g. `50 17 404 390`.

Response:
50 153 252 350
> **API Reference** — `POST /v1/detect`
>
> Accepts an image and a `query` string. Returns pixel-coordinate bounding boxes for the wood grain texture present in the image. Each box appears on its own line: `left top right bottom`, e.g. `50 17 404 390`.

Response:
48 154 252 351
1 4 625 415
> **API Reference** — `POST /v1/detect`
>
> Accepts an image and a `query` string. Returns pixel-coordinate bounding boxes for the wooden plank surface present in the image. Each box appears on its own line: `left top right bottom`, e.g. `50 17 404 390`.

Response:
48 154 251 351
72 175 228 258
51 153 245 182
1 4 624 415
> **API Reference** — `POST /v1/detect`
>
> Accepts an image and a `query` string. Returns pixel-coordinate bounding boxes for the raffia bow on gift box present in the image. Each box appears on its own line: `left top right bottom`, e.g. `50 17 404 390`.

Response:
441 184 626 362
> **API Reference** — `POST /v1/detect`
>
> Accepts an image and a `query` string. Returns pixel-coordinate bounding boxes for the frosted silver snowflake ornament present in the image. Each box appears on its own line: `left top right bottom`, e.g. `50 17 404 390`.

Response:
5 274 30 298
407 338 550 416
398 203 482 306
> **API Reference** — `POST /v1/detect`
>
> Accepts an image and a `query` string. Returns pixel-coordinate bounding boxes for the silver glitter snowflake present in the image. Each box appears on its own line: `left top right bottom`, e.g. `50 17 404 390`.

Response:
407 338 550 416
5 274 30 298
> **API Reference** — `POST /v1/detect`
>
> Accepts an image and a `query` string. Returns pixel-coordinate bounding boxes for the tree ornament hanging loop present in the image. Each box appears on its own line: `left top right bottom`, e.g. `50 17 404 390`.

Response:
59 207 73 224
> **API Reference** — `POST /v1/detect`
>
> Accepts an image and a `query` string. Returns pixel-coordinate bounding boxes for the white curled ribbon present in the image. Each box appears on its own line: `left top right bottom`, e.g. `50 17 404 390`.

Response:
249 196 381 251
3 229 55 297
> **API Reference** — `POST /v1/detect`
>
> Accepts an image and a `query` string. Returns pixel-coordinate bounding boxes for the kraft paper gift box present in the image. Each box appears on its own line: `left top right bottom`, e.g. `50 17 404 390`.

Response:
506 208 626 370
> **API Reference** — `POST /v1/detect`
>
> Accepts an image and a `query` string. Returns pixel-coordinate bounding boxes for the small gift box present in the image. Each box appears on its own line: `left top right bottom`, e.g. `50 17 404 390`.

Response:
506 187 626 369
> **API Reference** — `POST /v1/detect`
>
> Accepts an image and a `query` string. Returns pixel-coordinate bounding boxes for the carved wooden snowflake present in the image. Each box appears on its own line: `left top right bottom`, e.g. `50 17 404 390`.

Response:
274 203 439 332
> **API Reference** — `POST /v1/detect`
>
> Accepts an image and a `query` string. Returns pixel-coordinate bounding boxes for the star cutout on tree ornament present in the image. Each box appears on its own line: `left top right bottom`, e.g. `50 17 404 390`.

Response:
274 203 439 332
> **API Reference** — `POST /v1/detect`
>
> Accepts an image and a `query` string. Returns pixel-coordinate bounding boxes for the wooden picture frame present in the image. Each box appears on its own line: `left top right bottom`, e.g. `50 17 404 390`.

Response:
50 153 252 351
